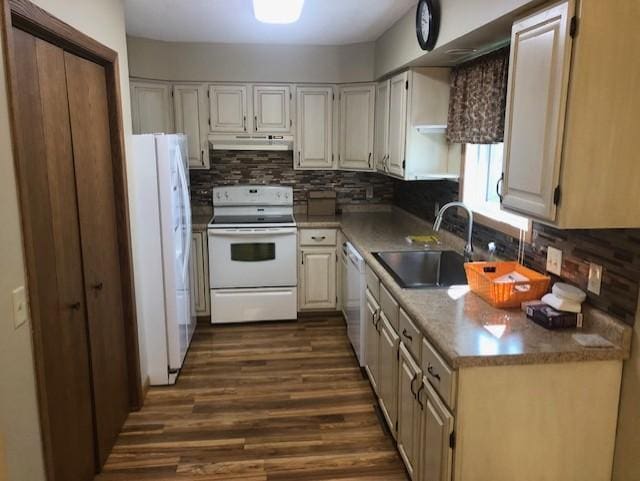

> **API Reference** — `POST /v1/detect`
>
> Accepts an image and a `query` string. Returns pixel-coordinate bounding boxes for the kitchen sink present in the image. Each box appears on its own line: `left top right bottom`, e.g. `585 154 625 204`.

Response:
373 250 468 289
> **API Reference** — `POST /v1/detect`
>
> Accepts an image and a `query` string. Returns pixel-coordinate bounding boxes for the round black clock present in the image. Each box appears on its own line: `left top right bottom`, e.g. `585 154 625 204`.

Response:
416 0 440 51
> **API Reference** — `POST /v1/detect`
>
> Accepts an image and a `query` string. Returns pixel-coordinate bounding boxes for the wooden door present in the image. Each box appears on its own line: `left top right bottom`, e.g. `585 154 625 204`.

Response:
209 84 248 132
338 85 375 171
502 1 573 221
419 381 454 481
378 312 400 436
65 52 130 466
254 85 291 132
11 28 96 481
398 343 422 480
295 86 334 169
174 84 209 169
364 291 380 393
387 72 408 178
299 248 337 310
130 81 173 134
374 80 390 173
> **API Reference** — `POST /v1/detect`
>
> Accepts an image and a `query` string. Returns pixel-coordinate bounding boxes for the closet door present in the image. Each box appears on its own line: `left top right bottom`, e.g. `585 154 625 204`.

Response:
11 29 96 481
64 53 130 466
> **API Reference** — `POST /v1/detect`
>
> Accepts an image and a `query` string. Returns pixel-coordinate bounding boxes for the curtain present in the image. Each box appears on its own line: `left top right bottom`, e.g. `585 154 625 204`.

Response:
446 47 510 144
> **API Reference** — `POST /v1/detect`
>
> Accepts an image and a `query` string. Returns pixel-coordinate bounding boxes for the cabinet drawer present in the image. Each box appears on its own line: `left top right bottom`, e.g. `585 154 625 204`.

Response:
399 309 421 362
380 283 399 331
299 229 336 246
421 337 456 409
365 264 380 300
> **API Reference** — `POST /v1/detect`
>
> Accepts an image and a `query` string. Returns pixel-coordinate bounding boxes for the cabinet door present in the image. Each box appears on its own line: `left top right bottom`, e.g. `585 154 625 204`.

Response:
387 72 408 177
378 312 400 437
419 381 454 481
190 231 210 316
502 1 573 221
296 86 334 169
130 81 173 134
174 84 209 169
299 247 336 310
209 84 248 132
338 84 375 171
254 85 291 132
364 290 380 394
398 343 422 480
374 80 390 173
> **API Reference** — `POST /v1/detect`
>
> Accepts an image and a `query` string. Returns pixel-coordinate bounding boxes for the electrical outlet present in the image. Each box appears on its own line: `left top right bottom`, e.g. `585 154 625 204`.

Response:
546 246 563 276
365 185 374 200
12 286 28 328
588 263 603 295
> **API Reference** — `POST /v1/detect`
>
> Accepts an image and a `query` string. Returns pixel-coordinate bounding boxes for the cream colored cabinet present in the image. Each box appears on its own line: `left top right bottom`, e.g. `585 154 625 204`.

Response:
398 343 423 480
377 69 458 180
253 85 291 133
501 1 574 222
374 80 390 173
364 289 380 394
501 1 640 228
173 84 210 169
299 248 336 310
208 84 249 133
190 230 210 316
130 81 173 134
295 86 334 169
378 312 400 437
419 381 454 481
338 84 375 171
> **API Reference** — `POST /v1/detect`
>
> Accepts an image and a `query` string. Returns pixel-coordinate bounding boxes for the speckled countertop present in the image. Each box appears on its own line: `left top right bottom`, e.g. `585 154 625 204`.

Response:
296 208 632 368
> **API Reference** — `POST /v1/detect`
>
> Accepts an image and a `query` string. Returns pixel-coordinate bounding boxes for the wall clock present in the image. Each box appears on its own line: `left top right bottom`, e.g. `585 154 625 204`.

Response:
416 0 440 51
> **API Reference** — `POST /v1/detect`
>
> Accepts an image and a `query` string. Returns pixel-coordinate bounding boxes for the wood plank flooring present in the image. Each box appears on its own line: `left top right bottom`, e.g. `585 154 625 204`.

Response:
97 317 409 481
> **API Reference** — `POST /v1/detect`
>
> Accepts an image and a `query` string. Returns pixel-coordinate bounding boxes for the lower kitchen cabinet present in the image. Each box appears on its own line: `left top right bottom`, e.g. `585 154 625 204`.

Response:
364 289 381 393
419 380 454 481
398 343 423 480
298 229 338 311
378 312 400 437
190 230 210 316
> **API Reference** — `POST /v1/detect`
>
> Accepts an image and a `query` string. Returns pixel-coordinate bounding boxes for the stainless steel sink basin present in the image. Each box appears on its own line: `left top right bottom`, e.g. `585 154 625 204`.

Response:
373 250 468 289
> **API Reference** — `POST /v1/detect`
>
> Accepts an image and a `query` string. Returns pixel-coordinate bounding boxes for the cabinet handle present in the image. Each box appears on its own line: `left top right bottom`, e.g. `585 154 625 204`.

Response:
427 363 441 382
254 115 258 132
243 116 247 132
68 302 81 310
409 373 418 396
368 152 372 168
298 151 301 167
91 282 103 291
402 328 413 341
496 172 504 203
415 380 425 410
201 149 204 163
311 236 326 241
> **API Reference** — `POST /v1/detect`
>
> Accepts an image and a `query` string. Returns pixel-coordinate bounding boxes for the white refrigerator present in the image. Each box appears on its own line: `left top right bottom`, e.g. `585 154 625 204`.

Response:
130 134 196 385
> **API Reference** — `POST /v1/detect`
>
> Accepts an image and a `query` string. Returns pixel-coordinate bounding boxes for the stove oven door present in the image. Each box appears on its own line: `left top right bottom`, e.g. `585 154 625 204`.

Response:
208 227 297 289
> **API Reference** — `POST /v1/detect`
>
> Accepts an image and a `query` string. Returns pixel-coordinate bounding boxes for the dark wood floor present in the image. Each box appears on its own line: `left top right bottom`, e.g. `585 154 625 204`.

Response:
97 317 409 480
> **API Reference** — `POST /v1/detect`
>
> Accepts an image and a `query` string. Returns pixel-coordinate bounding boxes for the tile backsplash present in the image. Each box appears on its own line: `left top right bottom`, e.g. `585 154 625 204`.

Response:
394 180 640 326
190 150 394 208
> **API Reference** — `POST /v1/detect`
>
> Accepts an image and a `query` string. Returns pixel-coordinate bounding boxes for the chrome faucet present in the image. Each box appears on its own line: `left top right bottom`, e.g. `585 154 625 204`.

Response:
433 202 474 261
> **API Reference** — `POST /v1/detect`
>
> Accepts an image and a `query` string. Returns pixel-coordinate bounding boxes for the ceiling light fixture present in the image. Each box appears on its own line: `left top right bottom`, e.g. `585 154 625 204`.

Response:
253 0 304 24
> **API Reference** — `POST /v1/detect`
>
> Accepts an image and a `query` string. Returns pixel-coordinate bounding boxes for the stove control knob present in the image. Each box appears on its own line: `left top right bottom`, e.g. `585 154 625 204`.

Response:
215 192 221 199
276 192 281 198
224 191 229 199
284 193 289 199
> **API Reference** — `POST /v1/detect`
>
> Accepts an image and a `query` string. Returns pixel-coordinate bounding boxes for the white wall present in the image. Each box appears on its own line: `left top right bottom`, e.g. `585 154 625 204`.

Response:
0 1 135 480
613 291 640 481
127 36 376 83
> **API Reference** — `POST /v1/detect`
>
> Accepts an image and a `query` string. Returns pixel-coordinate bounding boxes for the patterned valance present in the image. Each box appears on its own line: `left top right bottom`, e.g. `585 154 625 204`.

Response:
446 47 510 144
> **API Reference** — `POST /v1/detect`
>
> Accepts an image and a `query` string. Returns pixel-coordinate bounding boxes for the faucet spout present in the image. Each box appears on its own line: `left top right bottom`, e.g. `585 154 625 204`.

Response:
433 202 474 261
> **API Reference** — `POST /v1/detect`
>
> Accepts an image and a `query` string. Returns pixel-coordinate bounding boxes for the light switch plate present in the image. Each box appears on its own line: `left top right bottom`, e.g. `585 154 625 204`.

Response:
12 286 28 328
588 263 603 295
365 184 374 200
546 246 563 276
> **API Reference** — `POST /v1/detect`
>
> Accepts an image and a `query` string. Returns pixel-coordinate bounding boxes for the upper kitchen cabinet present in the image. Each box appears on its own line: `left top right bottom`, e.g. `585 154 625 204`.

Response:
253 85 292 133
208 84 249 133
295 86 335 170
173 84 210 169
377 69 459 180
501 0 640 228
338 84 375 171
130 81 173 134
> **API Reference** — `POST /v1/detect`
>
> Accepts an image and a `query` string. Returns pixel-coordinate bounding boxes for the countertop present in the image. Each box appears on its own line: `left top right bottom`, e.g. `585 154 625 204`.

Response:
296 208 632 368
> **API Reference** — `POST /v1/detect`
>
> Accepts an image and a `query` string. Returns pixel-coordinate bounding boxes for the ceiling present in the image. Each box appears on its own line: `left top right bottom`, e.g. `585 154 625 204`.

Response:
124 0 416 45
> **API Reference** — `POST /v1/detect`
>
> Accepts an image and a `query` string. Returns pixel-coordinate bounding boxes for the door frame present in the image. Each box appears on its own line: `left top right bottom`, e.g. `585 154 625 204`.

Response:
0 0 143 477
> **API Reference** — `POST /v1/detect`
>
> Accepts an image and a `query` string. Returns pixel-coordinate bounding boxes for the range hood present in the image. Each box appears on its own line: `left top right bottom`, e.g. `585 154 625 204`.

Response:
209 134 294 151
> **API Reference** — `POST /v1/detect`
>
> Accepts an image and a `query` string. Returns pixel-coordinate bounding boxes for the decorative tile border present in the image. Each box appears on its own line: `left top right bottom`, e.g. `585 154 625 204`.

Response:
394 180 640 326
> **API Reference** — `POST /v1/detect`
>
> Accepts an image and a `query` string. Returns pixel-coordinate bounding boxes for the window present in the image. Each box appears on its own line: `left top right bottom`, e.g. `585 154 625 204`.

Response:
462 143 530 235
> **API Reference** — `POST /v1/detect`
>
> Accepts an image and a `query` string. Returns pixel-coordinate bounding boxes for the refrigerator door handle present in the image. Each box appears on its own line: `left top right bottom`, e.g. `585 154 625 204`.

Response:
176 148 192 280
